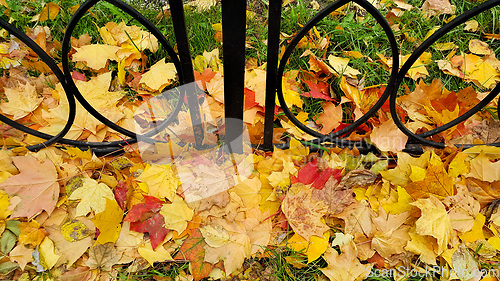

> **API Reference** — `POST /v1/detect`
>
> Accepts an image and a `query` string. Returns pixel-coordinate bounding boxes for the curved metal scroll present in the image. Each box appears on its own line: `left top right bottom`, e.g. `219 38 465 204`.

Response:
272 0 500 152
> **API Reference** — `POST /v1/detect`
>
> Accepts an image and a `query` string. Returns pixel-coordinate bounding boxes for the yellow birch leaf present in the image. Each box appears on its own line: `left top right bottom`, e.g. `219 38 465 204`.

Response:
469 39 492 55
327 55 360 78
69 178 115 217
91 198 123 244
39 237 60 270
140 59 177 91
72 44 120 70
117 59 126 86
138 242 174 266
458 213 485 244
382 186 414 214
38 2 60 21
160 195 193 234
464 20 479 32
60 219 91 242
136 164 179 201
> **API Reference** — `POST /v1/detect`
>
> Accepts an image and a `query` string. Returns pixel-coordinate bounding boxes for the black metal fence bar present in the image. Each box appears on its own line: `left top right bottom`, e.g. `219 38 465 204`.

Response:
0 0 500 155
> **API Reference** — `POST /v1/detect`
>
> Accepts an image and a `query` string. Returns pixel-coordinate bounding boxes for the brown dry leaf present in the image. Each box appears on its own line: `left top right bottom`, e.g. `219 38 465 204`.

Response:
411 196 454 254
0 156 58 218
86 243 122 271
371 208 410 259
335 201 376 238
282 183 329 241
443 185 480 233
8 245 33 270
472 119 500 144
311 176 355 215
421 0 455 17
338 170 377 190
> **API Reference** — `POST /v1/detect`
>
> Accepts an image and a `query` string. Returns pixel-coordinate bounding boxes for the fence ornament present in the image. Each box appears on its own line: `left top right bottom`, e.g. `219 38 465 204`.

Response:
1 0 499 155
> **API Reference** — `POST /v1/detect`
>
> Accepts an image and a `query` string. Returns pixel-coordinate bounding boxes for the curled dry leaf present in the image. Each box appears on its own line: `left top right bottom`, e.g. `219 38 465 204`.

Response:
282 184 330 241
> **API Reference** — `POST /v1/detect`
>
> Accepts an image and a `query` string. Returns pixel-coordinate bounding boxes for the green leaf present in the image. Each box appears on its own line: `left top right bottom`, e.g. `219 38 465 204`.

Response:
6 220 21 236
0 261 18 275
0 230 16 255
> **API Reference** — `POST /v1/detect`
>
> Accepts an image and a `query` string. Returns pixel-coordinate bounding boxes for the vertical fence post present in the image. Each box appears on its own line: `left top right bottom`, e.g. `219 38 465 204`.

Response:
169 0 205 148
221 0 246 154
263 0 282 151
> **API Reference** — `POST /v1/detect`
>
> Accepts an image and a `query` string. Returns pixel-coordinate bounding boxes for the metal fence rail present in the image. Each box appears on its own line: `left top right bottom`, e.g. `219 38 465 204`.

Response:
0 0 499 155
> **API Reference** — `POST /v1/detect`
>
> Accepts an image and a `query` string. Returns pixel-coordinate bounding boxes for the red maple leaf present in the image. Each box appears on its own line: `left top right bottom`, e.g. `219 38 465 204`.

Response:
301 81 334 101
124 195 169 249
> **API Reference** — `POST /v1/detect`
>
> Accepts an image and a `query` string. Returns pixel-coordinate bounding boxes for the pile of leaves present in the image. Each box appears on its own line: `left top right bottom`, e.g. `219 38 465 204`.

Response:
1 0 500 280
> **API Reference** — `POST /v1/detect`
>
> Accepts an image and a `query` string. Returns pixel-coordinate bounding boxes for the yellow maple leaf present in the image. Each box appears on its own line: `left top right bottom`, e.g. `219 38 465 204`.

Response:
321 240 371 281
136 164 179 201
160 195 194 234
382 186 414 214
9 245 33 270
91 198 123 244
138 241 175 266
140 59 177 92
370 118 408 152
410 196 453 254
404 231 438 265
327 55 361 78
458 213 485 244
245 68 267 106
466 151 500 182
72 44 121 70
69 178 115 217
18 220 46 247
204 218 251 275
0 82 42 120
38 2 60 21
287 233 329 263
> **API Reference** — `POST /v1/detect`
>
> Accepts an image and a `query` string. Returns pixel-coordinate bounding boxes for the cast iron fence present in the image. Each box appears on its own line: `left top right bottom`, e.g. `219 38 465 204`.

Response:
1 0 500 155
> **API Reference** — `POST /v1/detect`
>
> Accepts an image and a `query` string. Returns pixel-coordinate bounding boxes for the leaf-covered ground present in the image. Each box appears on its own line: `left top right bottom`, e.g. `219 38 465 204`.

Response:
1 0 500 280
